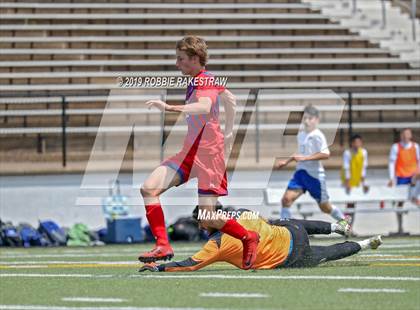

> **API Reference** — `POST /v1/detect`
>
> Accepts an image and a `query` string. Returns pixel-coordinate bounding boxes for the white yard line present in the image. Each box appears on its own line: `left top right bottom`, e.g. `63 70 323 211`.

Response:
136 275 420 281
0 273 114 278
0 252 194 259
0 254 136 259
61 297 126 303
380 244 420 249
0 261 140 269
338 288 406 293
3 258 416 269
377 250 420 253
2 251 416 260
380 241 420 245
359 254 405 257
200 292 269 298
2 255 414 264
0 248 201 256
343 258 420 261
0 306 219 310
1 265 47 269
3 273 415 281
0 261 137 265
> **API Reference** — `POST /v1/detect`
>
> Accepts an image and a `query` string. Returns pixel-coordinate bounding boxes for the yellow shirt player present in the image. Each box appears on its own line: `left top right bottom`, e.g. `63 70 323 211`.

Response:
341 134 369 229
341 134 368 191
139 206 382 272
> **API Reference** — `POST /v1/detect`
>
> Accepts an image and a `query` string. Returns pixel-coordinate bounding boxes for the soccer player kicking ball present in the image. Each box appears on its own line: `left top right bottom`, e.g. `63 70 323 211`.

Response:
276 105 346 222
138 36 260 269
139 207 382 272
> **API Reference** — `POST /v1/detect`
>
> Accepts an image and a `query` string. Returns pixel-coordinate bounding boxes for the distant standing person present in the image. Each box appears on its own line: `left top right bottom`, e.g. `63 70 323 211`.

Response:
341 134 369 228
388 128 419 234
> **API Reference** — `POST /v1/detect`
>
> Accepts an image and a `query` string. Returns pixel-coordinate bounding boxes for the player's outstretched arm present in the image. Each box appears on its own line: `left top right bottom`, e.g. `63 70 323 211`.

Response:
220 89 236 154
139 258 205 272
144 257 210 272
220 89 236 136
145 98 212 115
275 156 294 169
168 97 212 115
298 152 330 161
139 240 220 272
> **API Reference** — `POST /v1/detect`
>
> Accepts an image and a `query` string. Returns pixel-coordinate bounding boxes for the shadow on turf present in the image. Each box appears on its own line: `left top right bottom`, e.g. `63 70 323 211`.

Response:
135 261 369 275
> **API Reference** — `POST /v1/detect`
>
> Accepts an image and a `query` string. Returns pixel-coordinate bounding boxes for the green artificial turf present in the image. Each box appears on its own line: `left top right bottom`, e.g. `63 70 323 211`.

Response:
0 238 419 310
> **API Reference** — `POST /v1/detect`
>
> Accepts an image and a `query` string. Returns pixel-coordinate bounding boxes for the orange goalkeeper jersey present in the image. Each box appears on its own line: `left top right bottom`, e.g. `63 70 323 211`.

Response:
160 212 291 272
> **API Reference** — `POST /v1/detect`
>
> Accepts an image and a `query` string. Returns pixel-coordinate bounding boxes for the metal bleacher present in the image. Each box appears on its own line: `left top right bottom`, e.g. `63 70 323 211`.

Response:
0 0 419 170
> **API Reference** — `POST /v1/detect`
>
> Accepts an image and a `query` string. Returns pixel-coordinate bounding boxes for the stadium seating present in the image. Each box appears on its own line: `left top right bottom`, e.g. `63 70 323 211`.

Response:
0 0 419 170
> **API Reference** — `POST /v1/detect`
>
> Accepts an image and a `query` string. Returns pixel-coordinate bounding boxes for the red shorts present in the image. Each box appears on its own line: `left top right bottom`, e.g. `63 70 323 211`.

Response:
162 149 228 196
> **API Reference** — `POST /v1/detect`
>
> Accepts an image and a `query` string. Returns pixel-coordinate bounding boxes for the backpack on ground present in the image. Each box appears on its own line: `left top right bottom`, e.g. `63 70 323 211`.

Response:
18 223 50 247
0 220 22 247
168 217 202 242
67 223 90 246
38 220 67 246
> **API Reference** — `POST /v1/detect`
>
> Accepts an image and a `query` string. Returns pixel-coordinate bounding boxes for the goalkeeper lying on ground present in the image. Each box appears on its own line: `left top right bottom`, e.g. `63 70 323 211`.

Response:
139 205 382 272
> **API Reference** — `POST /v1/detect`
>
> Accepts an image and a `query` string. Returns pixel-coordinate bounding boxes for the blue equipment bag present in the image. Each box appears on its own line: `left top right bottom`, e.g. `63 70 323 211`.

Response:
19 223 50 247
38 220 67 246
0 220 22 247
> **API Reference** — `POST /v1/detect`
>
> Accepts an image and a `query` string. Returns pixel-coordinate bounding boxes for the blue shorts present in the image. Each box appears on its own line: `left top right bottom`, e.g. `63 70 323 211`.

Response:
287 169 329 204
397 176 412 185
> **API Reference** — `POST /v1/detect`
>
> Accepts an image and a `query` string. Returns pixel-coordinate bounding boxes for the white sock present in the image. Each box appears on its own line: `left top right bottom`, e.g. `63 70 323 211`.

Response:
330 205 345 221
281 207 292 219
357 239 371 250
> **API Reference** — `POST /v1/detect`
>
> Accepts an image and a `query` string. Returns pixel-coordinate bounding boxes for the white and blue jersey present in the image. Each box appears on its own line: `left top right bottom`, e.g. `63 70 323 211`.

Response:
287 129 330 204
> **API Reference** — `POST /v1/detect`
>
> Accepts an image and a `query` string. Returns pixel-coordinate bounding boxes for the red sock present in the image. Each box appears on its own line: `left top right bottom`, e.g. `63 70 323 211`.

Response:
145 203 169 246
220 219 249 241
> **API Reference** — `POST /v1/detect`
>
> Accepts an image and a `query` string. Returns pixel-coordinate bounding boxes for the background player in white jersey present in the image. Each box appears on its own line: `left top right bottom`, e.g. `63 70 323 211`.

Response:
276 105 345 221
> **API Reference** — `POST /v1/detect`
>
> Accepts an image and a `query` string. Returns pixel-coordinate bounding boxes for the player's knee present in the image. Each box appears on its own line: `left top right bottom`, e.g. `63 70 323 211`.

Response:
140 185 159 198
319 203 331 213
282 196 292 208
320 208 330 214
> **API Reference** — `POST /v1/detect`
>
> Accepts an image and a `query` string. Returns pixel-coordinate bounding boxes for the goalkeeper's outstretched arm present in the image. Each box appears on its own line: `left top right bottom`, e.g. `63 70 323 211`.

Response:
157 257 212 272
140 240 220 272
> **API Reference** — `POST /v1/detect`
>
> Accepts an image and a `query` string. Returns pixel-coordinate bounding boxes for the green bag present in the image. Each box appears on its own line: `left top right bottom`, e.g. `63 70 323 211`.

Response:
66 223 91 247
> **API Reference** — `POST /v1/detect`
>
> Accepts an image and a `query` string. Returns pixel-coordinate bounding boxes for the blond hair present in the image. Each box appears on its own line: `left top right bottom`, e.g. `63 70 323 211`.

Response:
176 36 208 66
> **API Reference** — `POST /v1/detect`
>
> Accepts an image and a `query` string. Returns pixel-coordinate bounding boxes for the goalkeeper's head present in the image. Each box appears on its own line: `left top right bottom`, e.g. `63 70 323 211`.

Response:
192 202 238 234
192 201 223 222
